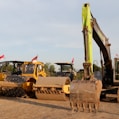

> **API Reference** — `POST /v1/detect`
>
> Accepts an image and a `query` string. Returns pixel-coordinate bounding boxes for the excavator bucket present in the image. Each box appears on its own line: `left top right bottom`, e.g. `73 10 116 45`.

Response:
34 77 70 101
70 79 102 112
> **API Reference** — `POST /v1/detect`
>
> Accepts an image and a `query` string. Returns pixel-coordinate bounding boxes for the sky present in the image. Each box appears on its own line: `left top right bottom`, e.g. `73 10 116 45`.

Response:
0 0 119 70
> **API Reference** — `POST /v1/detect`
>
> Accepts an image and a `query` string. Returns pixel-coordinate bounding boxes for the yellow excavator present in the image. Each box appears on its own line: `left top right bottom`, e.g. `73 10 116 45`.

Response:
70 3 119 112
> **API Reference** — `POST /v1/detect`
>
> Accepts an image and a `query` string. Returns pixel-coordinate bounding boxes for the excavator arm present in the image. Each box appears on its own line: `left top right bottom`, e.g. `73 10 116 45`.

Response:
92 15 113 86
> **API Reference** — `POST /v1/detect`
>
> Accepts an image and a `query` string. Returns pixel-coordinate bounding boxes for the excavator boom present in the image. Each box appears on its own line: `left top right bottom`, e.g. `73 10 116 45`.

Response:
82 3 93 75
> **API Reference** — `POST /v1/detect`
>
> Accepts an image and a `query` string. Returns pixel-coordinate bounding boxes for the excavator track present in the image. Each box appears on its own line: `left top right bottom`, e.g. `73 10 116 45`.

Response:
70 79 102 112
34 77 70 101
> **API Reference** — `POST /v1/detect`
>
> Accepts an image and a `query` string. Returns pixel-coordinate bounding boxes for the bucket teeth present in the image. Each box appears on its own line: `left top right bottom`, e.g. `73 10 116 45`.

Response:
70 99 99 112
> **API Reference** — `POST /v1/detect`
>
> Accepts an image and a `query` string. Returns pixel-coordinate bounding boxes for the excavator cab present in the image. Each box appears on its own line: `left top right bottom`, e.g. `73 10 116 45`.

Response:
113 58 119 82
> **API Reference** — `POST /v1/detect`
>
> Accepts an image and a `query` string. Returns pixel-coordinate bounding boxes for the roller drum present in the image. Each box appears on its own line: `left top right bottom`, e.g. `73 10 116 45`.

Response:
34 77 70 101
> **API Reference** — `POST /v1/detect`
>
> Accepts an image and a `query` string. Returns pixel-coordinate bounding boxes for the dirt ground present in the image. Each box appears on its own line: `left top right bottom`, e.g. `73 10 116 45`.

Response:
0 97 119 119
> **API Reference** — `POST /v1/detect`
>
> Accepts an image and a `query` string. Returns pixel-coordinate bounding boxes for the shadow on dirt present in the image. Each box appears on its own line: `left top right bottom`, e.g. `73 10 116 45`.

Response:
0 96 71 111
99 110 119 116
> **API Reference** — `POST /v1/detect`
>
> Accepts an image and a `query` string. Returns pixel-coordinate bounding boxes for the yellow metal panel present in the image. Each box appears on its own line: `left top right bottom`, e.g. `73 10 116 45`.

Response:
63 85 70 94
0 73 6 81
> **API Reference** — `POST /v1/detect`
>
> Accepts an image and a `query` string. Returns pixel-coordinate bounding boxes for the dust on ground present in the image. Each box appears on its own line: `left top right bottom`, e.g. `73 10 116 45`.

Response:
0 97 119 119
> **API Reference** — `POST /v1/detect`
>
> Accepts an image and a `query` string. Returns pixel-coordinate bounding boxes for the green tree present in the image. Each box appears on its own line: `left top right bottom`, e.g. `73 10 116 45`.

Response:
44 63 55 76
49 64 55 76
